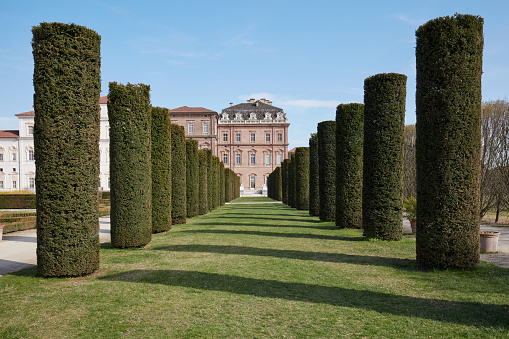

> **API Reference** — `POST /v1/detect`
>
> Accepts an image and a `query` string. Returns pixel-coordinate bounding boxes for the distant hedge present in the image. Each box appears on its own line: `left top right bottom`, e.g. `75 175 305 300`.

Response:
268 166 282 201
295 147 310 210
205 150 214 211
212 156 220 209
317 121 336 222
281 159 289 205
0 194 36 209
363 73 406 240
308 133 319 216
336 103 364 229
224 168 232 202
186 139 199 218
198 150 208 214
415 14 484 269
108 82 152 248
171 124 186 224
219 162 225 206
151 106 172 233
32 22 101 277
288 153 296 208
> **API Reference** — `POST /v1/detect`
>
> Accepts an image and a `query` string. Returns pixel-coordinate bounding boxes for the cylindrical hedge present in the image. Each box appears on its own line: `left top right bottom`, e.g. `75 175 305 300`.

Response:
219 161 225 206
281 159 289 205
151 106 172 233
205 150 214 211
415 14 483 269
362 73 406 240
273 166 282 201
308 133 319 216
33 22 101 277
288 154 296 208
171 123 186 224
108 82 152 248
186 139 199 218
213 156 220 209
318 121 336 222
198 150 209 214
336 103 364 229
295 147 310 210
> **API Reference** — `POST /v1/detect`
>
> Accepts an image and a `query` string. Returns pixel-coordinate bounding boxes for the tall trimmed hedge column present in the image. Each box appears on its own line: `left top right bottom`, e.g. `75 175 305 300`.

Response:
205 150 214 211
281 159 289 205
108 82 152 248
363 73 406 240
416 14 483 269
171 124 186 224
186 139 199 218
288 154 296 208
336 103 364 229
318 121 336 221
273 166 282 201
219 162 225 206
198 150 208 214
151 106 172 233
33 22 101 277
308 133 319 216
295 147 310 210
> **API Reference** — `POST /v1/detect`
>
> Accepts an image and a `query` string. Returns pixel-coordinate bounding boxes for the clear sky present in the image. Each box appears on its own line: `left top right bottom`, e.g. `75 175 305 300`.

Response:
1 0 507 149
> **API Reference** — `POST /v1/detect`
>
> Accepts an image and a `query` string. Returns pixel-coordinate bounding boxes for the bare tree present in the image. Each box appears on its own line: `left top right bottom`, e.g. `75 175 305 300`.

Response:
480 99 509 221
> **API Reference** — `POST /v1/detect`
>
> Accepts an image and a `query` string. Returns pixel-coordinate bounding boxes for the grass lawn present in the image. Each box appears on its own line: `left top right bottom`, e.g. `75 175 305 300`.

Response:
1 197 508 338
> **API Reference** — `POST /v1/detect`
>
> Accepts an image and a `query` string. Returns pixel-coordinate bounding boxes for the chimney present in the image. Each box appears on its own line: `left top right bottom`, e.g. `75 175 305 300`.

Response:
248 98 255 103
230 102 233 107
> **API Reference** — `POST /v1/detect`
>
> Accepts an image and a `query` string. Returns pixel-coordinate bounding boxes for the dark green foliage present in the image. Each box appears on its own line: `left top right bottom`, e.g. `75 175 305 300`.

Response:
108 82 152 248
234 174 240 198
101 191 111 199
171 124 186 224
219 162 225 206
362 73 406 240
151 106 172 233
198 150 208 214
186 139 199 218
0 194 36 209
336 103 364 229
308 133 319 216
267 166 282 201
32 22 101 277
213 157 221 209
281 159 289 205
288 154 296 208
205 150 214 211
318 121 336 221
415 14 483 269
295 147 310 210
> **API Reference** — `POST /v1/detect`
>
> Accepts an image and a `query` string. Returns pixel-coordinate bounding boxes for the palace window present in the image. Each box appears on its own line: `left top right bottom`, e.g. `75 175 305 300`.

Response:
28 150 34 161
265 153 271 165
250 153 256 165
277 154 283 165
12 153 16 161
236 153 241 165
266 133 271 143
250 133 256 143
28 125 34 135
188 122 194 134
0 181 3 189
250 176 256 189
12 181 16 189
29 178 35 189
223 133 228 142
0 154 3 161
277 133 283 142
223 153 228 164
203 122 209 134
236 133 241 143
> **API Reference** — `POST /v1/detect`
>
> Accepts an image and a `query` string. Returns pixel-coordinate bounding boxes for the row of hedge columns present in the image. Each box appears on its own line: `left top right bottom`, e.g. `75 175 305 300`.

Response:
317 121 336 222
308 133 320 216
186 139 199 218
108 82 153 248
336 103 364 229
415 14 483 270
152 106 172 233
362 73 406 240
33 22 101 277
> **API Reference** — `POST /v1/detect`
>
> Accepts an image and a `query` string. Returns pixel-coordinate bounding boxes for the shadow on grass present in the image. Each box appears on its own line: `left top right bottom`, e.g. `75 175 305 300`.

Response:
200 222 337 230
100 269 509 329
151 244 415 269
180 229 365 241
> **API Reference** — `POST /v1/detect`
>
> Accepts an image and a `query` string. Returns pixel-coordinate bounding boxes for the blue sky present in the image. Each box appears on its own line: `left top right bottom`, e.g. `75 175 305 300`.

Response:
1 0 507 149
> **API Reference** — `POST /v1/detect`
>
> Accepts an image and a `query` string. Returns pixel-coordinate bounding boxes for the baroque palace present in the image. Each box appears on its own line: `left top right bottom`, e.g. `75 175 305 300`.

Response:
0 97 289 192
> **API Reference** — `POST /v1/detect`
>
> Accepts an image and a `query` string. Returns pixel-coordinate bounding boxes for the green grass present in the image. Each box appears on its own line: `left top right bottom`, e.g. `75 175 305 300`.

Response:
1 197 508 338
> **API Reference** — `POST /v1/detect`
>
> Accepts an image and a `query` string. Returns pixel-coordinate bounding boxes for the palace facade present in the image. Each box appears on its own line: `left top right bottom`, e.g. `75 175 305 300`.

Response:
0 97 289 192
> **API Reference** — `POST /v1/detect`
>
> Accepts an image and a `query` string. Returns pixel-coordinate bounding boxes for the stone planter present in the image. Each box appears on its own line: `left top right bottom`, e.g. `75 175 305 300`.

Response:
410 219 416 233
480 231 500 253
